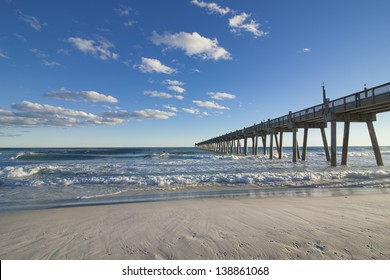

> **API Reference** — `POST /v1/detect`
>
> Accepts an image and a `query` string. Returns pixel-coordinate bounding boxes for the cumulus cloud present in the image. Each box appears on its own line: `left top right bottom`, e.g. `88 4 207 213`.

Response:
66 36 119 60
191 0 230 15
302 48 311 53
18 11 45 31
44 87 118 103
151 31 231 61
138 57 176 74
182 107 200 114
1 100 176 128
167 85 186 94
131 109 176 120
163 79 184 86
163 105 179 112
102 109 176 120
143 90 183 100
0 101 123 127
193 100 229 110
207 92 236 100
191 2 268 39
229 12 268 38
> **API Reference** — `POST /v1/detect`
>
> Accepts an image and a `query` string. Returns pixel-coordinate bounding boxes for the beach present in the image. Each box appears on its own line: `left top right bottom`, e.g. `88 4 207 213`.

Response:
1 191 390 260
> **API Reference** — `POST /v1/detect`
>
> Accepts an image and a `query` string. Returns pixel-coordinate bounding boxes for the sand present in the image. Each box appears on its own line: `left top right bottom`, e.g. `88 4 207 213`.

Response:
0 192 390 260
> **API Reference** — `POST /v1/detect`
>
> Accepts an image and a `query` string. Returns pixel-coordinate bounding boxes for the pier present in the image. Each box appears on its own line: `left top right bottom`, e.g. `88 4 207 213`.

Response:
195 82 390 166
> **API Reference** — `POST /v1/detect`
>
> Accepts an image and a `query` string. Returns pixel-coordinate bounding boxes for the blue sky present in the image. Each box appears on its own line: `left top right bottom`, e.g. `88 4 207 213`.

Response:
1 0 390 147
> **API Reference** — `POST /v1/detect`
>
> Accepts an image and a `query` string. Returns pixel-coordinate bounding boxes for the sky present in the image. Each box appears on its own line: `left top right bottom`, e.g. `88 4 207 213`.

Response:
1 0 390 148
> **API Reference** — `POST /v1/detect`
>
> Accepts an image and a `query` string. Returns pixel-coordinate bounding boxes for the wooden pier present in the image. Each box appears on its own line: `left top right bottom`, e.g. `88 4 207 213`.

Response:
195 82 390 166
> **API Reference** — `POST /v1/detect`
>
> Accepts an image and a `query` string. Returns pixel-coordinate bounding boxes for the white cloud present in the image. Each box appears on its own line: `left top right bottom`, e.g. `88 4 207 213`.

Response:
143 90 183 100
144 90 173 99
182 107 200 114
0 49 9 59
1 100 176 128
124 20 136 27
207 92 236 100
30 48 47 58
81 91 118 103
30 48 62 67
168 85 186 94
191 0 230 15
163 105 179 112
42 60 62 67
18 11 45 31
302 48 311 53
115 5 137 28
44 87 118 103
115 5 132 16
163 79 184 86
66 37 119 60
100 108 177 121
138 57 176 74
193 100 229 110
13 101 97 119
131 109 176 120
2 101 123 127
229 12 268 38
151 31 231 61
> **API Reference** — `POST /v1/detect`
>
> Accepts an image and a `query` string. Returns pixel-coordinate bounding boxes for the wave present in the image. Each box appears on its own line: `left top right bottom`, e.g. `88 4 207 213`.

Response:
12 152 102 161
1 165 62 178
9 148 212 162
2 166 389 188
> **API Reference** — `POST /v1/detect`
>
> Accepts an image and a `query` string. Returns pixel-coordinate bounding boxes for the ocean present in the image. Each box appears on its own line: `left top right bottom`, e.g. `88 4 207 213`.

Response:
0 146 389 212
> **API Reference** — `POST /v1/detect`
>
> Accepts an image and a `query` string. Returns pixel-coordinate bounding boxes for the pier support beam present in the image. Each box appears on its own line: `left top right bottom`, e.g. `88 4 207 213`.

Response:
331 121 337 167
254 136 259 155
367 121 384 166
262 136 267 155
321 127 331 162
292 128 298 162
244 138 248 156
251 136 256 155
269 133 274 159
341 122 350 165
302 128 308 161
274 134 279 157
278 132 283 159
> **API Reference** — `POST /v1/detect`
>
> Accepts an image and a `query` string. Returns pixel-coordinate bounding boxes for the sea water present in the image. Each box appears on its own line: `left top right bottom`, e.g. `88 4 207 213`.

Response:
0 147 389 211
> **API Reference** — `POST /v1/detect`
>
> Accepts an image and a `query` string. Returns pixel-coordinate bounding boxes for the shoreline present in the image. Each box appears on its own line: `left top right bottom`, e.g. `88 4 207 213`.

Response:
1 185 389 213
1 191 390 260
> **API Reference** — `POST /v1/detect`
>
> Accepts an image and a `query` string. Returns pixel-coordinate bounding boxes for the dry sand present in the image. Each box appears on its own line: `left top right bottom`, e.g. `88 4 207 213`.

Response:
1 192 390 260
